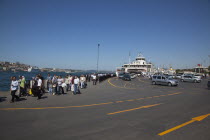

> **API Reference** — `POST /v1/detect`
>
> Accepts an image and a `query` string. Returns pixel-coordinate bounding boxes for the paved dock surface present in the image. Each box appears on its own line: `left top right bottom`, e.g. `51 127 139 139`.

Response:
1 77 210 140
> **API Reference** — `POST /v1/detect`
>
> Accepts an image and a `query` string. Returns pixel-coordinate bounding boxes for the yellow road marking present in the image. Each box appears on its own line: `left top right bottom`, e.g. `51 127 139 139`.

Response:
153 96 160 98
107 103 162 115
0 92 182 111
116 101 124 103
126 99 135 101
0 102 114 110
137 78 150 83
137 98 144 100
158 114 210 136
108 78 136 89
173 92 182 95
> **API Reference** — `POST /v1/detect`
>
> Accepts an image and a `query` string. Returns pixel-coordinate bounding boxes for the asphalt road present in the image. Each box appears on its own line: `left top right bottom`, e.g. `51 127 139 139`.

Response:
0 77 210 140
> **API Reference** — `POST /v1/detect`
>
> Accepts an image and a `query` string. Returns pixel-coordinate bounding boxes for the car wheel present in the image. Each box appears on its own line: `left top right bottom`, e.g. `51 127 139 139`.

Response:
168 83 172 86
194 80 197 83
181 79 184 82
152 81 156 85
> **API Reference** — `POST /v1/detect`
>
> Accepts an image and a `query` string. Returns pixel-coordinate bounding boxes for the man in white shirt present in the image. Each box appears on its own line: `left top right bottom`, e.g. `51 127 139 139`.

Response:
37 78 42 87
10 76 20 103
36 76 42 100
57 76 64 95
92 74 97 85
80 75 86 88
65 75 70 92
73 76 80 95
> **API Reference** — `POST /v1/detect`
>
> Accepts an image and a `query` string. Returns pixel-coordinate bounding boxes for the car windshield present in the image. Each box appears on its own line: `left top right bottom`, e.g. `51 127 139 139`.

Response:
124 75 130 78
166 76 173 79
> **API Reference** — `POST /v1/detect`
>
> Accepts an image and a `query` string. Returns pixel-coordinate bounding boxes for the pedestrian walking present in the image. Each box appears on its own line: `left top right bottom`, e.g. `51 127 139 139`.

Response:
52 75 57 95
46 73 52 92
36 76 42 100
19 76 26 97
70 76 74 94
88 74 91 82
92 74 97 85
37 74 45 93
73 76 80 95
10 76 20 103
80 75 86 88
65 75 70 92
57 76 64 95
48 81 53 95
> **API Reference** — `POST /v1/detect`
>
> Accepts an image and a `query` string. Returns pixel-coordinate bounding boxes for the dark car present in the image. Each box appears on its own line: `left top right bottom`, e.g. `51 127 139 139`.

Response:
122 74 131 81
207 80 210 89
118 73 124 79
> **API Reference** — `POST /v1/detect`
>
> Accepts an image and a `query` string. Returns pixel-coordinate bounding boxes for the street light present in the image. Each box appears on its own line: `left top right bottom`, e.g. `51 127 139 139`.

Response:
208 55 210 66
97 44 100 73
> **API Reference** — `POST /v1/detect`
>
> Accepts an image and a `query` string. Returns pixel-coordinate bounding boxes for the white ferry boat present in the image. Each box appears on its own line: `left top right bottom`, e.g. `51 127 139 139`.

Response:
28 67 40 72
28 67 32 72
116 53 154 75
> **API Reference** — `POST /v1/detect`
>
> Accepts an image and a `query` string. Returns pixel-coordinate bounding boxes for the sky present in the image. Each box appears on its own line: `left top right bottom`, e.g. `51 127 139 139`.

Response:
0 0 210 71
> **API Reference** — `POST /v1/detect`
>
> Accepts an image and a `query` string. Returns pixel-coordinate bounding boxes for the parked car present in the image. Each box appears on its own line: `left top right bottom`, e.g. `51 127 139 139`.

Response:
118 73 124 79
152 75 178 86
181 75 201 83
152 75 158 80
207 80 210 89
165 75 176 79
122 74 131 81
175 74 184 79
194 74 202 79
130 73 137 79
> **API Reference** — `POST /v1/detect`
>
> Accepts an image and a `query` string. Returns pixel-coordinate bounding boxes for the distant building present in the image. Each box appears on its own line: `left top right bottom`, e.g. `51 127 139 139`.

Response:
194 65 208 73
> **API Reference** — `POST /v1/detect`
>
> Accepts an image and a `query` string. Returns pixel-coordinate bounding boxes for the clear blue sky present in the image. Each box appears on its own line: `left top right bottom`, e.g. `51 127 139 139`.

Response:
0 0 209 70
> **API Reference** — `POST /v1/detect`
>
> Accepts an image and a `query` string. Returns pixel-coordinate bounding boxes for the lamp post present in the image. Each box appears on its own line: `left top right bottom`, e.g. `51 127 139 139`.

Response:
97 44 100 73
208 55 210 66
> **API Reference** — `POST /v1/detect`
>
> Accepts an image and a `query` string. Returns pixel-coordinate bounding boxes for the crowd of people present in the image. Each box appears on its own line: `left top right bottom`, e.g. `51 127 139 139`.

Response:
9 73 114 103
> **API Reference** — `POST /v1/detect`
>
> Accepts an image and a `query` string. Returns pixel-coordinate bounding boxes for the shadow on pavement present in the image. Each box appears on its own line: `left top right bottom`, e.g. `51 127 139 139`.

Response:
17 98 27 102
0 97 7 102
41 96 48 99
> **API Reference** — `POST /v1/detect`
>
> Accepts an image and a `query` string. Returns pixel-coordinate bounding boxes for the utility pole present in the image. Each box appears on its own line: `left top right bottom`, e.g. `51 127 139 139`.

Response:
208 55 210 67
97 44 100 73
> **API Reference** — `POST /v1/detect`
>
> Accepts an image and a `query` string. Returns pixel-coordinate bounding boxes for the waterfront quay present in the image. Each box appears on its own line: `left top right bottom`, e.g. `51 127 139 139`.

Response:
0 77 210 140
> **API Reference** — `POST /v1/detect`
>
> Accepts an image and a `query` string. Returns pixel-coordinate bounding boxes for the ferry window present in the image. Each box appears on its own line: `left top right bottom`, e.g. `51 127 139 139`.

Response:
157 76 161 79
